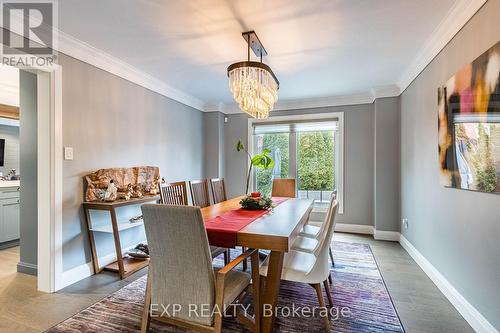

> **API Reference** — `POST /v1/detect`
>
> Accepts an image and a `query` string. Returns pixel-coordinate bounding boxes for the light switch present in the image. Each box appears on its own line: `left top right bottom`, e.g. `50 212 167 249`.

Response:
64 147 74 160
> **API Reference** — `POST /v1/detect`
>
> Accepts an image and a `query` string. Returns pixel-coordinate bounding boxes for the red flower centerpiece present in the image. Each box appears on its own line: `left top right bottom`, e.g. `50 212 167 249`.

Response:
240 192 274 210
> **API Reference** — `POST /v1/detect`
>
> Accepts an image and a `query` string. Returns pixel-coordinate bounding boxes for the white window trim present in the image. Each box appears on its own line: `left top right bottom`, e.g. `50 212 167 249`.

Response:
248 112 344 214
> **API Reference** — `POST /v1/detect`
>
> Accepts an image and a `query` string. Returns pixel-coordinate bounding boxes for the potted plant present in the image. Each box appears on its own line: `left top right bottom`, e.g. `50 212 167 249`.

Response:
236 140 275 210
236 139 275 194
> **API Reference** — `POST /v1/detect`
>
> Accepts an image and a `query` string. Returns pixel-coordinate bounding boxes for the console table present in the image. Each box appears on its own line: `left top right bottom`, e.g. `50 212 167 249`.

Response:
83 196 159 279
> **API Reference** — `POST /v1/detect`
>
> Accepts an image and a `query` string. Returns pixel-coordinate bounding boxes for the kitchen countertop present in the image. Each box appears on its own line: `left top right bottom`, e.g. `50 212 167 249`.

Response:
0 180 20 188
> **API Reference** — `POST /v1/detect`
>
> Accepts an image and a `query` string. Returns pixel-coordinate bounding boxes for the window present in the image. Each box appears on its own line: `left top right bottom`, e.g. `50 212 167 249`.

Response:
249 113 344 213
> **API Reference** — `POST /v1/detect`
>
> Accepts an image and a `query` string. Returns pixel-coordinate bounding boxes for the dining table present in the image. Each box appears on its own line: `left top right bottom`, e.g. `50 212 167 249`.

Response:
200 196 314 333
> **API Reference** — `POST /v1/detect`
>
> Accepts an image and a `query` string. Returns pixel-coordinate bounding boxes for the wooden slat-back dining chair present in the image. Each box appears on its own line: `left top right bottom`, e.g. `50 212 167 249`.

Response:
159 181 188 206
140 204 260 333
271 178 296 198
209 177 248 271
210 178 227 204
189 179 211 208
160 180 228 264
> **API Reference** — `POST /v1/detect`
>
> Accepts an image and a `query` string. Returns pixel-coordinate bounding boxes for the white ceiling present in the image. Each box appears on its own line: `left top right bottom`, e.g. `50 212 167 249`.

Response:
57 0 458 109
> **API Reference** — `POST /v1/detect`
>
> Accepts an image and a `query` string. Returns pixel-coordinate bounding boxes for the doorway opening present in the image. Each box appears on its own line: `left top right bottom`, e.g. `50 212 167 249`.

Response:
0 62 63 293
0 65 22 280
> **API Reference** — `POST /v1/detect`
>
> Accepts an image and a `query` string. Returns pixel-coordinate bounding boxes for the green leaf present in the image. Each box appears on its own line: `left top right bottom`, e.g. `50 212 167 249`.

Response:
266 158 275 169
236 140 245 152
251 155 263 166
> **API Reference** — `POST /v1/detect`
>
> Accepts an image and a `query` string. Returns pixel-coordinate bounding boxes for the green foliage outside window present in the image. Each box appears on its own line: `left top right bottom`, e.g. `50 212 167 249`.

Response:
297 131 335 191
255 131 335 196
256 133 289 196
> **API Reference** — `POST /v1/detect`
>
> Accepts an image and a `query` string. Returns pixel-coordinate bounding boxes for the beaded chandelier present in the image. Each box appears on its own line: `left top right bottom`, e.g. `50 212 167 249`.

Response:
227 31 279 119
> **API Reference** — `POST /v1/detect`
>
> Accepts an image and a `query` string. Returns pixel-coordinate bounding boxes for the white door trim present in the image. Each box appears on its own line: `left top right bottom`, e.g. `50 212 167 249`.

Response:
32 65 63 293
4 17 64 291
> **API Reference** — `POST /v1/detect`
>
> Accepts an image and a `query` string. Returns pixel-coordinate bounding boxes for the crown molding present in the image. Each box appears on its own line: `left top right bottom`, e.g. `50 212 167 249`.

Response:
274 92 374 111
2 0 485 114
371 85 401 99
206 84 401 114
54 0 484 114
56 30 206 111
204 103 225 113
397 0 487 92
205 92 372 114
2 12 205 111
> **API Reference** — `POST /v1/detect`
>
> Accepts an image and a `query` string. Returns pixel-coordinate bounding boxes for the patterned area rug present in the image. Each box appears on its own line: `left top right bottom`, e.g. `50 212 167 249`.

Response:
46 242 404 332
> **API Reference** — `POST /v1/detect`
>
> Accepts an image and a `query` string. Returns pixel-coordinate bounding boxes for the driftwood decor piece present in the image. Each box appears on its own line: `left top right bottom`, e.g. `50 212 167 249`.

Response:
84 166 160 202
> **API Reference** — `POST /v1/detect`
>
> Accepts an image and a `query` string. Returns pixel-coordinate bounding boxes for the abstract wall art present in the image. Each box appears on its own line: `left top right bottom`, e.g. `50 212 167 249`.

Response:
438 40 500 194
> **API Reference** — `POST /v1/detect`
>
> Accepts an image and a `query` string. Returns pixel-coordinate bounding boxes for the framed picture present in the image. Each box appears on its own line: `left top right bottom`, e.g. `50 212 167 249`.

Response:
438 40 500 194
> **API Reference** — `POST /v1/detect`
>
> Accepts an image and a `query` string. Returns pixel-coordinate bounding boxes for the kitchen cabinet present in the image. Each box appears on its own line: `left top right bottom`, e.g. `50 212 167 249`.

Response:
0 184 20 244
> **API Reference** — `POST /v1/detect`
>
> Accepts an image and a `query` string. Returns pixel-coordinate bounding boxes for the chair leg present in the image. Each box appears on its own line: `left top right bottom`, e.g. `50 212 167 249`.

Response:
224 249 230 265
312 283 331 332
323 280 334 308
329 246 335 267
141 273 152 333
250 251 261 333
242 247 248 272
328 273 333 285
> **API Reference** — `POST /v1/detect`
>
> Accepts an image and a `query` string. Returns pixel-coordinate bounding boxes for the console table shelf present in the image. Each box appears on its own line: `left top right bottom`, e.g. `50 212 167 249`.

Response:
104 256 150 276
90 220 144 233
83 196 159 279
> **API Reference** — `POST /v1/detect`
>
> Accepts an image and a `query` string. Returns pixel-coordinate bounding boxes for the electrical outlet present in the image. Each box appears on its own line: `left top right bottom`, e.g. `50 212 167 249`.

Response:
402 218 409 229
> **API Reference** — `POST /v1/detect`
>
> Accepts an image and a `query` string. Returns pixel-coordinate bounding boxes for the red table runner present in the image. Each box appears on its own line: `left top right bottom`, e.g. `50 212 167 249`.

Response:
205 197 288 248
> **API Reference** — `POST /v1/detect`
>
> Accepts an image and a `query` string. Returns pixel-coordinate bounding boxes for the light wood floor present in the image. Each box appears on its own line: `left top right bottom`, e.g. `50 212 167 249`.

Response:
0 234 474 333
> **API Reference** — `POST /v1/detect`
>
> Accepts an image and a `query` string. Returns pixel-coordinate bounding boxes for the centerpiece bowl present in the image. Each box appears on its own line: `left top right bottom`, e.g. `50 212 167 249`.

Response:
240 192 274 210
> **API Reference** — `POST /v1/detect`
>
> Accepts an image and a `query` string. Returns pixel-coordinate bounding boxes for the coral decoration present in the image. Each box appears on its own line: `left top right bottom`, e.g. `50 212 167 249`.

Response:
84 166 160 202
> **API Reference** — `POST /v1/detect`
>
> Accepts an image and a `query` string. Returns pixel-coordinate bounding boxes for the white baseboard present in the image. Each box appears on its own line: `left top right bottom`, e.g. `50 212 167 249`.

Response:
59 244 139 290
374 230 401 241
60 262 93 289
310 222 400 241
399 235 498 333
335 223 374 235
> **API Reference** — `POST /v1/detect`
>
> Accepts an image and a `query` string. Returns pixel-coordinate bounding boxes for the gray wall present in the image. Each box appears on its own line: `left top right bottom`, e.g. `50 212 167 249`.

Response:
223 104 375 226
374 97 400 232
60 55 205 271
223 113 249 198
0 124 19 175
203 112 225 179
18 70 38 275
400 0 500 329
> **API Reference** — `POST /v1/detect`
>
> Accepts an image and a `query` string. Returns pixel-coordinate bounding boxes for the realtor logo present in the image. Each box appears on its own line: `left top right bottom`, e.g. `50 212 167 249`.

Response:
1 1 57 67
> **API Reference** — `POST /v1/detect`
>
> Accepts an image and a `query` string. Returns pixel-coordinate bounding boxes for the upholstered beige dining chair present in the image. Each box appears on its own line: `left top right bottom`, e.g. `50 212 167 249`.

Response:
159 181 229 265
141 204 260 333
271 178 296 198
298 192 337 272
260 196 339 332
